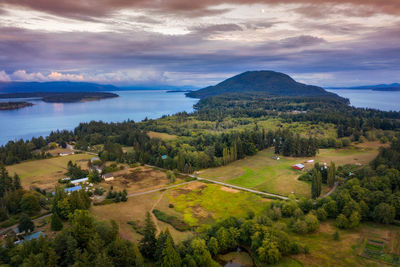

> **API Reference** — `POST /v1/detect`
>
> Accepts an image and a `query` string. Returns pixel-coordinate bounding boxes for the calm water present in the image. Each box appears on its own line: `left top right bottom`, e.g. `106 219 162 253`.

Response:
327 89 400 112
0 90 198 145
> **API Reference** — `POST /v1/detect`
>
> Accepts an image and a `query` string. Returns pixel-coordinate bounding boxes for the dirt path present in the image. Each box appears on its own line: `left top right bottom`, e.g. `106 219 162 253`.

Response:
150 191 165 235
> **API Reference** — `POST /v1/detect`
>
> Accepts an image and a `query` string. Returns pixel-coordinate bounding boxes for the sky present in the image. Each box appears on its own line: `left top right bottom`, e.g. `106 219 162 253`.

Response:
0 0 399 87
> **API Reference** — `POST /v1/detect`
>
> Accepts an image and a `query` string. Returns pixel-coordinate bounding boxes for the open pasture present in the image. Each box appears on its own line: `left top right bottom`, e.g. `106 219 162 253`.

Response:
6 153 92 191
291 221 400 267
199 142 382 198
98 166 181 195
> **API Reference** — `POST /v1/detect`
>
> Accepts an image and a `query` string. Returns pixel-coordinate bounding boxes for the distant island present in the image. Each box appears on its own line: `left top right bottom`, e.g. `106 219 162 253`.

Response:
186 70 338 98
166 89 193 93
0 81 119 93
0 92 119 103
0 101 33 110
329 83 400 91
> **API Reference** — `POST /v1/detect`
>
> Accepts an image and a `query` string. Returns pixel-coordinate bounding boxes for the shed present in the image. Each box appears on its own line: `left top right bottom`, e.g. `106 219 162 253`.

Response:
292 164 305 170
103 173 114 181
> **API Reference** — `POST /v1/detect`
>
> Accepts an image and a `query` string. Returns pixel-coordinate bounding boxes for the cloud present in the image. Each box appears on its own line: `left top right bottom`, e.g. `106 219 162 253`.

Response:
0 70 10 81
1 0 400 20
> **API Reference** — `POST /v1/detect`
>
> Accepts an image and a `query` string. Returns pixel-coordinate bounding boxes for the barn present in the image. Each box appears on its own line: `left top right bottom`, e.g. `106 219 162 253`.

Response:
292 164 305 170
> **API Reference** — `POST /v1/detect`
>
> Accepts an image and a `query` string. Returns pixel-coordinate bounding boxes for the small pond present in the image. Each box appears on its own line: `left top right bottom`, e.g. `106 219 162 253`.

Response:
217 249 255 267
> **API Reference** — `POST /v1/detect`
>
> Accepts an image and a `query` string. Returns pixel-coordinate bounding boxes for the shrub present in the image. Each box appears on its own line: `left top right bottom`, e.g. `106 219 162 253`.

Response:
152 209 190 231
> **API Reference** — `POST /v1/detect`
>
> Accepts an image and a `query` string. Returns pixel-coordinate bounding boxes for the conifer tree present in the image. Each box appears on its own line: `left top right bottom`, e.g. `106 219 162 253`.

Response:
327 162 336 187
51 212 63 231
139 212 157 259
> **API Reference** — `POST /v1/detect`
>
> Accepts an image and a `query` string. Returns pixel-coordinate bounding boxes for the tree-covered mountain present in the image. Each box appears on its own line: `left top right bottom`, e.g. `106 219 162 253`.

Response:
186 70 336 98
0 81 118 93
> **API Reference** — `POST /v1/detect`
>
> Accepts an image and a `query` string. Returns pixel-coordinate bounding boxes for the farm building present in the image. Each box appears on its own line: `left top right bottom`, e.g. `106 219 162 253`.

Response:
59 151 74 156
103 173 114 181
70 177 88 185
292 164 305 170
65 185 82 193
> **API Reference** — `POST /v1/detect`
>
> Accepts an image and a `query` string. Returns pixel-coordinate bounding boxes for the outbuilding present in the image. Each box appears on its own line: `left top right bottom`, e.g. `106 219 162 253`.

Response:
292 164 305 170
103 173 114 182
70 177 89 185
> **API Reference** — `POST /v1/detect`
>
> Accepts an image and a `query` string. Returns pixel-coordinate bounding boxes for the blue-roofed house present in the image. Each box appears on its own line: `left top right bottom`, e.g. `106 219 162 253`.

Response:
65 185 82 193
70 177 88 185
24 231 46 241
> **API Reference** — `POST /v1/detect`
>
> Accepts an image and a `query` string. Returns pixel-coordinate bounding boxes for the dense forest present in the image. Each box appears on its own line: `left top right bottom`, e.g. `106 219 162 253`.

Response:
0 102 33 111
0 92 118 103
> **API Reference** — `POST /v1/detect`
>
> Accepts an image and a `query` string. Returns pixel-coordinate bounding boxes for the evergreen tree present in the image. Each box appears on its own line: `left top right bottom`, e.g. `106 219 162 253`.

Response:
18 213 34 233
327 162 336 187
50 212 63 231
139 212 157 259
160 236 181 267
13 174 22 190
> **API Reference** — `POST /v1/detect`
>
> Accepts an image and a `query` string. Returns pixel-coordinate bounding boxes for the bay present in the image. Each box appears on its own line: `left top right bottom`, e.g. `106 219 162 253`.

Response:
327 89 400 112
0 90 198 145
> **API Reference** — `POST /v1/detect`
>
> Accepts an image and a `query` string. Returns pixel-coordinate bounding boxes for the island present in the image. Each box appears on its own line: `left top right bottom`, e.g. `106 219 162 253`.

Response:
0 101 33 110
0 92 119 103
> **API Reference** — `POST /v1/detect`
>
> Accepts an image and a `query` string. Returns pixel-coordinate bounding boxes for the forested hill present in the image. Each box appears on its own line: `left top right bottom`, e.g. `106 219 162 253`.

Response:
186 70 336 98
0 81 118 93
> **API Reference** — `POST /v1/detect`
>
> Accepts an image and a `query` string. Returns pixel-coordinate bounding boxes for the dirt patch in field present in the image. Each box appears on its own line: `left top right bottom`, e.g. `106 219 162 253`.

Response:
99 166 171 194
220 186 240 193
171 181 206 196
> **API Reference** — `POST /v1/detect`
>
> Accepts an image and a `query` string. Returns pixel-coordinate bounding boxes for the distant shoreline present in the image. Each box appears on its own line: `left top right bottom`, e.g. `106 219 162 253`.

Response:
0 92 119 103
0 101 34 110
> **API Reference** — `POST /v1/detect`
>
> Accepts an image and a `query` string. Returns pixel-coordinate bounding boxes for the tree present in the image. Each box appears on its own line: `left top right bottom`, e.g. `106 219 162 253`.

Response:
257 238 281 264
139 212 157 259
160 236 181 267
18 213 34 233
50 212 63 231
335 214 349 229
373 203 396 224
333 230 340 240
207 237 219 256
304 214 319 233
311 169 322 199
20 193 41 215
327 162 336 187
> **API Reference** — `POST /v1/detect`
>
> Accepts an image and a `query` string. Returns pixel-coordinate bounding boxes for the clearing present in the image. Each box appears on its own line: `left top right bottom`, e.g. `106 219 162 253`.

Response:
166 181 268 227
6 153 93 191
147 131 177 141
291 221 400 266
98 166 183 195
199 142 382 198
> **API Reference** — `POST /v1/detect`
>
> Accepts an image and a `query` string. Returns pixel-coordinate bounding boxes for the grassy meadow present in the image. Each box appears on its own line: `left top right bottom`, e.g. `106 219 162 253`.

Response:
199 142 383 198
6 153 93 190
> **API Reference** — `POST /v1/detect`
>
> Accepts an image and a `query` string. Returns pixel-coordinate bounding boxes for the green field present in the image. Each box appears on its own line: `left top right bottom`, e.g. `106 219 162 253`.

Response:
291 221 400 267
199 142 382 198
167 182 268 226
6 153 93 190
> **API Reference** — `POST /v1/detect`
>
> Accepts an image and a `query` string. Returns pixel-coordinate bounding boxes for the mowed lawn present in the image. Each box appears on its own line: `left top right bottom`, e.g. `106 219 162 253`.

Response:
199 142 382 198
6 153 93 190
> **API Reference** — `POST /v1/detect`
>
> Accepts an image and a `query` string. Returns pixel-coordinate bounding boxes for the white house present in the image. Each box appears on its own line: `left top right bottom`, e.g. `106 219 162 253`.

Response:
102 173 114 182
